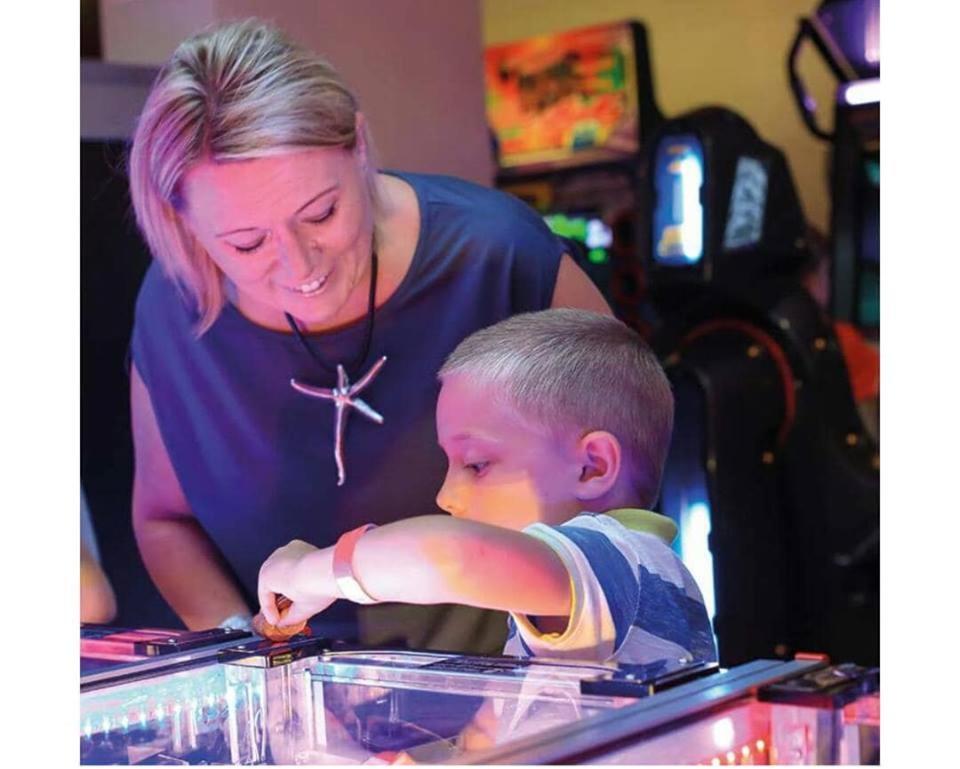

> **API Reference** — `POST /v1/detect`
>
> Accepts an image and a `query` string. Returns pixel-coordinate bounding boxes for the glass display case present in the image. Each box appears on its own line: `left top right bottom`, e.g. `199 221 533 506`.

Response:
80 629 879 765
81 626 269 764
302 651 638 764
81 625 253 682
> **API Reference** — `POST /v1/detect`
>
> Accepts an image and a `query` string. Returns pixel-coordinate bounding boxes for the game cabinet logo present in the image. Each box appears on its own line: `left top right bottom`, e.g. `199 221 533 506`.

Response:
485 21 641 172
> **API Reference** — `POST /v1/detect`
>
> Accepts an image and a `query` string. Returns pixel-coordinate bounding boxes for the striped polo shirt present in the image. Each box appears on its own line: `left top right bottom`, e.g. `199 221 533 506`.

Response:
503 509 717 666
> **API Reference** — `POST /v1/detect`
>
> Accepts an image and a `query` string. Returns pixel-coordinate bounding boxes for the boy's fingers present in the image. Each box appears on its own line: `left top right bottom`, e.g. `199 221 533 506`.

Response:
257 586 279 625
277 602 312 628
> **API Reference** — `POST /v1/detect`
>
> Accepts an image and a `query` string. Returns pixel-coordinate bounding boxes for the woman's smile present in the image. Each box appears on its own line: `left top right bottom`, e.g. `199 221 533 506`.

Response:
284 266 333 297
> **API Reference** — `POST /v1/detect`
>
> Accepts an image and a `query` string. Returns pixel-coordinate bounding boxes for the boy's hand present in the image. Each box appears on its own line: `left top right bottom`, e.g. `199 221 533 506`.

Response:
257 539 337 628
251 595 311 641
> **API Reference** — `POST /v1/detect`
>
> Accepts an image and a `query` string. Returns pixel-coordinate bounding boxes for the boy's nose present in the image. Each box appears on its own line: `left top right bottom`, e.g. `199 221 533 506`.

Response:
435 475 464 517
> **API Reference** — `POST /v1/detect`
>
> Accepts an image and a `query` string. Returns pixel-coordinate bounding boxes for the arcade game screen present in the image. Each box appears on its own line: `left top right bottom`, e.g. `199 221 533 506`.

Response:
485 21 641 173
651 134 706 266
543 211 614 266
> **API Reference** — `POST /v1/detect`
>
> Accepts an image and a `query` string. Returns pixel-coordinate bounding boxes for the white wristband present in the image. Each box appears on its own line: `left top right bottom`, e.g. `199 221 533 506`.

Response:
332 524 379 604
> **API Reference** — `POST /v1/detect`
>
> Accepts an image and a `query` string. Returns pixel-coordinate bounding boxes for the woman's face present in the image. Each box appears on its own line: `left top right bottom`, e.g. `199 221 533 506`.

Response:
179 146 374 331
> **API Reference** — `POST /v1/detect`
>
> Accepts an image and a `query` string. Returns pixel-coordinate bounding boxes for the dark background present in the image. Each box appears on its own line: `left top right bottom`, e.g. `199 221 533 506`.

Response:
81 140 179 628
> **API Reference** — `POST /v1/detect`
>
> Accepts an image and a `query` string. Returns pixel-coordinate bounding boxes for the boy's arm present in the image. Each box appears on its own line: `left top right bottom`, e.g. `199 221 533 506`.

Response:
258 516 572 627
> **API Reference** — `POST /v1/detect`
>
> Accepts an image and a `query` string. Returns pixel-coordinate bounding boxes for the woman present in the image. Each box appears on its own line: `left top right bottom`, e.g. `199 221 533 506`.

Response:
127 18 609 653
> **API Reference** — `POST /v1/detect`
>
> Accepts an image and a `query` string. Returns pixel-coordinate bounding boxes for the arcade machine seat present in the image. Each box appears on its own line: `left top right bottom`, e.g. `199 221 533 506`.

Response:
640 107 879 667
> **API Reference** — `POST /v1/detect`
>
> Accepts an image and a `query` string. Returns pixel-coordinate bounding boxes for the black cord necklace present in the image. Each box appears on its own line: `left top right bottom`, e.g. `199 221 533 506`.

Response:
284 249 379 377
285 249 388 487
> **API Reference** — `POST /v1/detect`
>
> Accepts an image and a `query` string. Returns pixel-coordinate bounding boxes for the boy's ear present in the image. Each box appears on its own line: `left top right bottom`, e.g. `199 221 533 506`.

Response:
574 430 622 502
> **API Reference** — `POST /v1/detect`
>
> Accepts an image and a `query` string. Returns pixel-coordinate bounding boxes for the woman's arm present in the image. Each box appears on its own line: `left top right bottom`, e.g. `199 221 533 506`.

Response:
131 363 251 629
81 540 118 624
550 253 613 315
258 515 572 627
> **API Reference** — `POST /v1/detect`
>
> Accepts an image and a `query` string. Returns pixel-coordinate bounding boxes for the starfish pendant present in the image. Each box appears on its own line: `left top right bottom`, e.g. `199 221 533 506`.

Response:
290 356 387 486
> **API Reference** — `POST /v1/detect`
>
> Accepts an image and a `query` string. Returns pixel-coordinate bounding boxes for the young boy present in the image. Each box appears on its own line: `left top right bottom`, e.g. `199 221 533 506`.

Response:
257 309 716 665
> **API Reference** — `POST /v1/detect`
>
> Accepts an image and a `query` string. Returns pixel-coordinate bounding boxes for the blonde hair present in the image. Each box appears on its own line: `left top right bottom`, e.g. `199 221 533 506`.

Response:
439 309 675 508
128 18 378 334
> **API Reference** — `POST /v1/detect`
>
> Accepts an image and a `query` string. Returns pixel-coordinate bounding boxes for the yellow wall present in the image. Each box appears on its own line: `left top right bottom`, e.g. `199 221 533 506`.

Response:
484 0 838 232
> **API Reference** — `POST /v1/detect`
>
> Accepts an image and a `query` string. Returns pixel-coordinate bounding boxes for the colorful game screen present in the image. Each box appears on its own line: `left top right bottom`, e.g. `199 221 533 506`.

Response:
544 211 613 265
485 22 641 173
651 133 705 266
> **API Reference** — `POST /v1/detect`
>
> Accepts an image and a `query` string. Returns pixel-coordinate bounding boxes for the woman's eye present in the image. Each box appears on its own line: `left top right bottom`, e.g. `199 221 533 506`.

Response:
465 461 490 476
232 239 265 254
305 206 336 225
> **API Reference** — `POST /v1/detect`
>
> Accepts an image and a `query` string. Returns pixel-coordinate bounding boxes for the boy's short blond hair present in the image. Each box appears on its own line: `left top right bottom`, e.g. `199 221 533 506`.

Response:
439 309 674 508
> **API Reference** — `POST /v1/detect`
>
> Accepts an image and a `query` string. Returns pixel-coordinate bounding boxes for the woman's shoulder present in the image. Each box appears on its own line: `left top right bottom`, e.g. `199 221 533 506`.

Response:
137 260 179 301
380 171 565 313
390 171 553 242
133 262 200 341
136 262 175 318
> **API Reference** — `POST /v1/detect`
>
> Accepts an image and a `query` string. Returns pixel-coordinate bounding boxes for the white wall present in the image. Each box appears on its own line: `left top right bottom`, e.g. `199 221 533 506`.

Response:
100 0 219 65
97 0 493 184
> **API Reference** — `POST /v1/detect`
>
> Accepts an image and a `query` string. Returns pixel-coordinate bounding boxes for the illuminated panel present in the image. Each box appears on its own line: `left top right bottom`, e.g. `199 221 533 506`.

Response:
79 664 265 765
544 212 613 264
723 157 768 251
652 134 704 265
591 700 772 764
485 22 640 171
840 77 880 106
680 502 717 623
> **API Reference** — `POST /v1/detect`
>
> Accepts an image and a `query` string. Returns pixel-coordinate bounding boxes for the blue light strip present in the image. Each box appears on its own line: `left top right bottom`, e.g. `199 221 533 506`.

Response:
679 502 717 623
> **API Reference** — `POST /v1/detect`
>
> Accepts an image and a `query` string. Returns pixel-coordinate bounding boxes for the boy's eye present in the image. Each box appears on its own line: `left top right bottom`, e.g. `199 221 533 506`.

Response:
464 461 490 476
305 205 336 225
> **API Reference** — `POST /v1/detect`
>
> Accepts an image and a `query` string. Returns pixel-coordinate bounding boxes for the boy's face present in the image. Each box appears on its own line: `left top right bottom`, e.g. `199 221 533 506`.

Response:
435 373 584 530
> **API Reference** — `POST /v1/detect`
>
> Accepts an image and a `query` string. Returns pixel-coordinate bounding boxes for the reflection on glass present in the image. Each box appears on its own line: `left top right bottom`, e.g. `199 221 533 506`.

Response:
304 651 630 764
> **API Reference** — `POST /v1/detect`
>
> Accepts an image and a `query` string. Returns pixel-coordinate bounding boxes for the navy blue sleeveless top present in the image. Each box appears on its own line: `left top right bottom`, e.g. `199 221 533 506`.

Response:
131 171 565 651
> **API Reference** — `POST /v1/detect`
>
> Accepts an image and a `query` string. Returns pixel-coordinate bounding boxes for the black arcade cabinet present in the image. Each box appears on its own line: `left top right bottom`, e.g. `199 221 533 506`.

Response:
642 107 879 667
788 0 880 333
484 20 664 330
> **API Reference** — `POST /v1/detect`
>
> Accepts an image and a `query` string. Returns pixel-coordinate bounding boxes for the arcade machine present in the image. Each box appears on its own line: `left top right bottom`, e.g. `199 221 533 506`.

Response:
484 21 663 331
788 0 880 332
641 105 880 669
81 627 879 764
